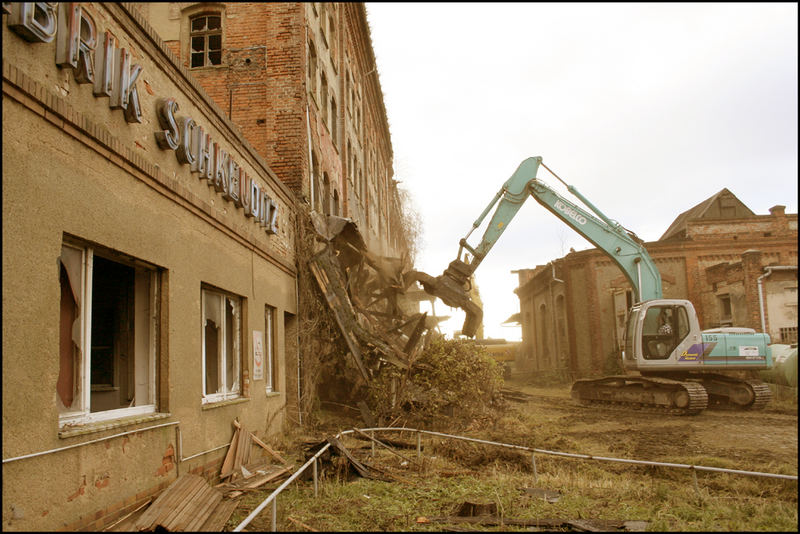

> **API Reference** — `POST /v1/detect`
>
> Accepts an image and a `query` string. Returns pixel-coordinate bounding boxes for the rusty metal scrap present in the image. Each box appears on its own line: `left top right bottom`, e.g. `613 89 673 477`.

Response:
308 213 436 384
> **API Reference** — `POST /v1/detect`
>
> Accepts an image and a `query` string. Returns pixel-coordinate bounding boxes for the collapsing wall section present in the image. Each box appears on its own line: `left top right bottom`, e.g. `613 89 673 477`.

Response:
306 211 435 413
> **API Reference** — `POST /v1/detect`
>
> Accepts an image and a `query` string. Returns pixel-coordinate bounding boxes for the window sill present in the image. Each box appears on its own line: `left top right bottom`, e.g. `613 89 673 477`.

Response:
59 412 172 439
265 391 281 398
189 63 228 71
201 396 249 411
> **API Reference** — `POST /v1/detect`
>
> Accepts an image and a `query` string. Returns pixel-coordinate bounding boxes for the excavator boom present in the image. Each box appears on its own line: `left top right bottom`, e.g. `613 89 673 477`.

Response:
415 157 661 336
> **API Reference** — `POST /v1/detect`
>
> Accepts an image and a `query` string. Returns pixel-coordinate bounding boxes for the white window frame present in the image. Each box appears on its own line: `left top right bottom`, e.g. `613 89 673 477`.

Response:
265 304 276 393
201 286 242 403
58 243 159 428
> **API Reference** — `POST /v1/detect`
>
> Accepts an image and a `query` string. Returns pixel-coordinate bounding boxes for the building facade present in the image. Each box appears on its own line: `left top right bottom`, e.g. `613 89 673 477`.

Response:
3 3 299 530
514 190 798 378
142 2 408 259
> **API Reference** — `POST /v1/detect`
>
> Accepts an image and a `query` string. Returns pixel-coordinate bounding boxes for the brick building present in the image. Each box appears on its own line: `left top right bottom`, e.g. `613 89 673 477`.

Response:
514 189 798 378
143 2 407 258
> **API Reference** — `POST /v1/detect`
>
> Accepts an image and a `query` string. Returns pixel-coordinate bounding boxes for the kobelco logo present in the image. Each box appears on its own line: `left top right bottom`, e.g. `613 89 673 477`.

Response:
555 200 587 225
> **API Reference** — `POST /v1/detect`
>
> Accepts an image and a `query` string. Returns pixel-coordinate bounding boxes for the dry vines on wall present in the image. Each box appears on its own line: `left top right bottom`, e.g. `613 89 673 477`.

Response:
292 189 503 430
293 204 348 426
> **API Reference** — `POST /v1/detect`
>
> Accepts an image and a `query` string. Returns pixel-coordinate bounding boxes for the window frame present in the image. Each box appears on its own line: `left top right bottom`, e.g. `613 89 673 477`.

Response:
58 241 160 428
265 304 277 393
201 285 243 404
183 6 225 70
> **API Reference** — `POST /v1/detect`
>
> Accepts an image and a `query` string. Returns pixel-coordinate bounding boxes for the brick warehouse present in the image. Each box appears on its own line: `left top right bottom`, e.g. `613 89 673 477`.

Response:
143 2 407 258
514 189 797 378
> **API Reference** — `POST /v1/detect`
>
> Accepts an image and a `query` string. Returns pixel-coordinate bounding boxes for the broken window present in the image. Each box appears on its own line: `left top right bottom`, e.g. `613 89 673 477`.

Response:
58 241 160 427
202 286 242 403
190 13 222 68
265 305 276 393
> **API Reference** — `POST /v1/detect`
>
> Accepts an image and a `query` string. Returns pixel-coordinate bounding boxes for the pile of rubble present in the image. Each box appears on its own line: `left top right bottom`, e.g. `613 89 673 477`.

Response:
306 212 445 415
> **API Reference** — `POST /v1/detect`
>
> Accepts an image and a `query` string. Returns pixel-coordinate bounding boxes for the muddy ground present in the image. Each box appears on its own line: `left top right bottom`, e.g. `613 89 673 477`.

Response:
507 382 797 474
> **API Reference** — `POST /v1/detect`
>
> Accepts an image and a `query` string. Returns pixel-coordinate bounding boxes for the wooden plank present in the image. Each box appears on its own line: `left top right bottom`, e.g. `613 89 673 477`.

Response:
233 428 247 474
135 474 205 530
287 516 319 532
220 427 241 479
242 430 252 467
195 491 224 530
155 475 212 531
200 499 239 532
241 466 292 490
181 486 223 531
134 474 194 529
249 432 289 465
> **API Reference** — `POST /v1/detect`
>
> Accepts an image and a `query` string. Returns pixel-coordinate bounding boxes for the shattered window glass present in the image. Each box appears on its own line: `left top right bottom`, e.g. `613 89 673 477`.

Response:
189 14 223 67
202 287 242 402
58 242 160 427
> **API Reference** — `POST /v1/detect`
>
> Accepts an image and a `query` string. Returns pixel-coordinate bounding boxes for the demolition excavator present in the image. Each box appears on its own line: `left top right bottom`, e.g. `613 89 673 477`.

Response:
413 156 772 415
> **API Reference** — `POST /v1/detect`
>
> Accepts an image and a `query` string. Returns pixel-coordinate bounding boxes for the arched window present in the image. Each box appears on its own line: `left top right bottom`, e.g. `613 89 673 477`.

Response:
307 40 317 95
556 295 568 367
322 172 330 216
189 13 222 68
538 303 550 367
320 72 328 125
332 189 340 216
311 151 320 212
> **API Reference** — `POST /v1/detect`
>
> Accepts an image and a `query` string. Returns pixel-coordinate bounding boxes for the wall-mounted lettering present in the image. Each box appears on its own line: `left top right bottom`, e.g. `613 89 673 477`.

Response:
4 4 278 235
5 2 143 123
6 2 57 43
55 3 95 84
154 98 279 236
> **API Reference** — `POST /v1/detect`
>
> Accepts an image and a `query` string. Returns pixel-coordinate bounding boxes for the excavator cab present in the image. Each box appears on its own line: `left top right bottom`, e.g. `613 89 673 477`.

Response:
623 300 698 370
623 299 772 373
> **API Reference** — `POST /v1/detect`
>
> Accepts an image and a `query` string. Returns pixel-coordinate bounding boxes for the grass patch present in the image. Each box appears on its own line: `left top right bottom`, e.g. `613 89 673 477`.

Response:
226 380 797 531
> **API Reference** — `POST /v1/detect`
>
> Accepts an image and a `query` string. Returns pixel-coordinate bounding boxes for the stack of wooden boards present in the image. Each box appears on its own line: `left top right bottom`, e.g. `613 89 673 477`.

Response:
130 420 292 531
216 419 292 498
133 474 232 531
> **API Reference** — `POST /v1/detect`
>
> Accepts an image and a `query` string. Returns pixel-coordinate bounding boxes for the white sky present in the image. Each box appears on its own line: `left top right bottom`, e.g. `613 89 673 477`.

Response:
365 3 798 341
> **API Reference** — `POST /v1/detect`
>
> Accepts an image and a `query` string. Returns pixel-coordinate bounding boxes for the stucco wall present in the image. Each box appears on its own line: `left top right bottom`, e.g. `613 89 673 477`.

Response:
3 3 297 530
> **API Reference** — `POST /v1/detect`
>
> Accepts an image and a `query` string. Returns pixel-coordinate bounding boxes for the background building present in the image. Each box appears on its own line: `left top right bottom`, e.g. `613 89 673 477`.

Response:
143 2 409 258
514 190 797 378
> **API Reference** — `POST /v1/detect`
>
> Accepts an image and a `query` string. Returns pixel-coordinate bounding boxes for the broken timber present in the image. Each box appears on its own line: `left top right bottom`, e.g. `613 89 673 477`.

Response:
308 214 434 386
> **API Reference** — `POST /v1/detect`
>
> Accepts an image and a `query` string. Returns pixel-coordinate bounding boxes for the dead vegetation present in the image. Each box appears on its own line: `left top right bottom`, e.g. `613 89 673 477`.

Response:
226 380 797 532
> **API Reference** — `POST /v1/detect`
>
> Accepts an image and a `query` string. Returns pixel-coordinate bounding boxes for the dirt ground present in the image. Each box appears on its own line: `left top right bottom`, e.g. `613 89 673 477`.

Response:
509 382 798 474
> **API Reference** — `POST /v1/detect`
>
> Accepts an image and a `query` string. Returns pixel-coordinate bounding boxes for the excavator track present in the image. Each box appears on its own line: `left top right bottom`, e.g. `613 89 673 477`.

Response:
571 375 708 416
695 374 773 411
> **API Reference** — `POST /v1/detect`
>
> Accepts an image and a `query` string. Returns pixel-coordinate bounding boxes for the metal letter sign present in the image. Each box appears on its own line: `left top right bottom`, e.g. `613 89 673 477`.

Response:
7 2 57 43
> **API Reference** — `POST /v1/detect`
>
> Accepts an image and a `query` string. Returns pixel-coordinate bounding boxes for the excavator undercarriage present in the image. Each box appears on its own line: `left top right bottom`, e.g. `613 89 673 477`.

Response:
571 373 772 416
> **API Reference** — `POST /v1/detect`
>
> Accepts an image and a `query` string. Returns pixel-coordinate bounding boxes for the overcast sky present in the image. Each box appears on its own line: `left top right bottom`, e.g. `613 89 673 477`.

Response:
365 3 798 341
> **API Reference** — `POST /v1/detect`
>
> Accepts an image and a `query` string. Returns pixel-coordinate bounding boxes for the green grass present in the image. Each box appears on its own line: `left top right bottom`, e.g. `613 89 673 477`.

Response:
227 442 796 531
226 382 797 532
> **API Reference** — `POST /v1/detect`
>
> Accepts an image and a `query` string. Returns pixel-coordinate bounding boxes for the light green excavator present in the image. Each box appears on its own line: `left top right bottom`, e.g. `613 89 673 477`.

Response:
412 157 772 415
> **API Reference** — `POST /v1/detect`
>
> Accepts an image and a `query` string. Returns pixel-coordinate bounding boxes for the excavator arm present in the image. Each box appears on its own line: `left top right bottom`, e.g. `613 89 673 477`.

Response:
415 156 662 337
